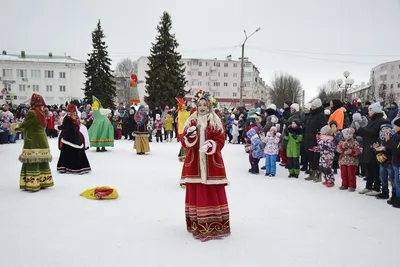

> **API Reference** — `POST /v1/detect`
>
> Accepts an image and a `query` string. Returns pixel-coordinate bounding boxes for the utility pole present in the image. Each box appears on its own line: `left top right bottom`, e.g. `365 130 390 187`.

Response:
239 27 261 107
239 44 245 107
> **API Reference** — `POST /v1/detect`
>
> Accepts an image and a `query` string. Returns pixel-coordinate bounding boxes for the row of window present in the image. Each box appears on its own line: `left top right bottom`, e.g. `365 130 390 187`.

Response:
185 61 244 68
389 83 400 89
187 91 238 97
17 84 67 92
186 71 250 78
190 81 252 87
2 69 66 79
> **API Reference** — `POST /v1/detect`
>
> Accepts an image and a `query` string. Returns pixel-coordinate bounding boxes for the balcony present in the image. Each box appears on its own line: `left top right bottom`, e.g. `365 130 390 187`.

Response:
210 75 218 81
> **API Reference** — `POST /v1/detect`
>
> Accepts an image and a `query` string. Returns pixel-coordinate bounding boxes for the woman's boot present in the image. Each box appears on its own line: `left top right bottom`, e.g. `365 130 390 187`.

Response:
305 170 315 181
313 171 322 183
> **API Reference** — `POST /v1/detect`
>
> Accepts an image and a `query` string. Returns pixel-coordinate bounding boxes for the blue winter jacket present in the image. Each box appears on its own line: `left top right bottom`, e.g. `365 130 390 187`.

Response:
247 128 264 159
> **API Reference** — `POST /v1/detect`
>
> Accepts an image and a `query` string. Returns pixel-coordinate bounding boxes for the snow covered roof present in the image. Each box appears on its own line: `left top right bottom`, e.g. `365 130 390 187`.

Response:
0 54 85 64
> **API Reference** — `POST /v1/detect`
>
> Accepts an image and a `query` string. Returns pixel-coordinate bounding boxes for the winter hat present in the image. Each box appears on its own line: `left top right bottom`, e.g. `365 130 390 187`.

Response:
230 114 235 119
292 119 301 127
290 103 300 112
270 126 277 133
393 117 400 127
352 113 362 122
311 99 322 108
342 127 355 137
369 103 383 114
268 104 277 111
320 125 331 135
304 103 312 111
284 100 293 107
156 113 161 120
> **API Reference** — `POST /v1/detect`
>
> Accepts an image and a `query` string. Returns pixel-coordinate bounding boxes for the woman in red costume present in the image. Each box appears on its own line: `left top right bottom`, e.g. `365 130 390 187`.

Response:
180 90 230 241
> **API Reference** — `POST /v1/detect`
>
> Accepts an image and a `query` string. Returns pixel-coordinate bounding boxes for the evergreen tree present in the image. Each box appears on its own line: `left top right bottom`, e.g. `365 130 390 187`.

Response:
83 20 116 109
145 12 187 109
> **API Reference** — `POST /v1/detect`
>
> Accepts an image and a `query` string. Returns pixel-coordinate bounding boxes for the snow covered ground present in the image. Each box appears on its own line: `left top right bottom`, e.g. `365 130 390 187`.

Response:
1 138 399 267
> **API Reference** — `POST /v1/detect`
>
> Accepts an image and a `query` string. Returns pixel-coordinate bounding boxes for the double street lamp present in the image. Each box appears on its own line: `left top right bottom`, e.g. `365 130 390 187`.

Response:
239 27 261 107
337 71 354 101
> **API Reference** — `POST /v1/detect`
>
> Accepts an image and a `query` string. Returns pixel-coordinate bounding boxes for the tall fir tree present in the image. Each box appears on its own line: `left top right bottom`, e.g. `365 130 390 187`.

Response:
83 20 116 109
145 12 187 109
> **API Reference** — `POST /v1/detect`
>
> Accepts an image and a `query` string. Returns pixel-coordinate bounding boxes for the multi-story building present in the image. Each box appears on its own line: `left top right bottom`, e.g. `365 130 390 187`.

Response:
370 60 400 103
0 51 85 105
346 82 374 103
136 56 269 108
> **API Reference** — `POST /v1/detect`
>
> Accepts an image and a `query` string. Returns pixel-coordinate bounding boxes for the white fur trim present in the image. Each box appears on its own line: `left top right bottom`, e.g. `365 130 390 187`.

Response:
180 177 230 185
205 140 217 155
184 135 198 147
61 139 84 149
199 117 207 184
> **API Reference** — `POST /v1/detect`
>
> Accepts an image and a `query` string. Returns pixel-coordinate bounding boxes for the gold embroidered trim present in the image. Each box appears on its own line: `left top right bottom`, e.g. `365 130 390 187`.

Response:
19 149 52 163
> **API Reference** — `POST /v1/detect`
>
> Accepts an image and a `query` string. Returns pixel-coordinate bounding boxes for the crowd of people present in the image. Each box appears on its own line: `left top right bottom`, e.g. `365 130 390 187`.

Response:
3 92 400 243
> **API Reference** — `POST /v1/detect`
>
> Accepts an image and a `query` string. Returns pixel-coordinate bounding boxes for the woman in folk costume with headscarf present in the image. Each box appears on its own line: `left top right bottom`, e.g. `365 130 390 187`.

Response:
16 93 54 191
180 90 230 241
88 96 114 152
133 105 150 155
57 104 91 174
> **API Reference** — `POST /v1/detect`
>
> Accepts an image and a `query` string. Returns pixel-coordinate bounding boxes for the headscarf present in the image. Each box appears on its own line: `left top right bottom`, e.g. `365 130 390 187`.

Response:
134 105 147 126
30 93 47 127
67 104 81 127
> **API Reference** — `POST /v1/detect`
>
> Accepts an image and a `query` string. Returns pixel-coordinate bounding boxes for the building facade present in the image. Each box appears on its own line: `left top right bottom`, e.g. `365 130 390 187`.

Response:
370 60 400 103
0 51 85 106
136 56 269 109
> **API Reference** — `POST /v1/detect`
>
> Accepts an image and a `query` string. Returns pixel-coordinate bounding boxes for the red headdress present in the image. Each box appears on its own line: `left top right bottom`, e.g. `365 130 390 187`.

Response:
30 93 46 107
30 93 47 127
67 104 81 127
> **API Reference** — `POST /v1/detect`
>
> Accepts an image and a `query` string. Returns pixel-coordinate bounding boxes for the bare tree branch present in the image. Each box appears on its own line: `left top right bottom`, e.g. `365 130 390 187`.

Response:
115 58 138 78
268 73 302 106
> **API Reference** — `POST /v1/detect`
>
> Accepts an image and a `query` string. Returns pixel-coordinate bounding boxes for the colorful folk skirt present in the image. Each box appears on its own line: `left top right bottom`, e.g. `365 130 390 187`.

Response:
134 136 150 153
57 146 91 174
185 183 231 241
20 162 54 191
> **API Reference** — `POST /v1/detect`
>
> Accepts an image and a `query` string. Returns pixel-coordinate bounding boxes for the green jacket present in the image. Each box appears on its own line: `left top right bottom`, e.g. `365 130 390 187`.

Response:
284 129 303 158
16 110 52 163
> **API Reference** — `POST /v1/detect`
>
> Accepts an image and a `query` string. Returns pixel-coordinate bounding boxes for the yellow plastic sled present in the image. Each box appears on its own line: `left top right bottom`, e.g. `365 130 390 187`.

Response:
80 186 119 200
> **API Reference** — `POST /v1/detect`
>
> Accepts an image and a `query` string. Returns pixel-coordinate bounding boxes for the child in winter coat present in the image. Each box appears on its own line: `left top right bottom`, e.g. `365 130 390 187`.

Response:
372 124 395 199
247 128 264 174
312 125 336 187
116 116 123 140
231 117 239 144
337 128 361 192
262 126 280 177
154 114 163 142
164 112 174 142
386 117 400 208
284 119 303 178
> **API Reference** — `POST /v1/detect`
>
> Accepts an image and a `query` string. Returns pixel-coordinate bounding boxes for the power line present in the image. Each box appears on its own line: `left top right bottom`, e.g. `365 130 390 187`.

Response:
247 46 400 58
247 47 381 65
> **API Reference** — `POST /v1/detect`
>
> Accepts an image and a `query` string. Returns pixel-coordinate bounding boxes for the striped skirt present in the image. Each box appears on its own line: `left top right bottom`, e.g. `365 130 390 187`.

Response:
185 183 230 241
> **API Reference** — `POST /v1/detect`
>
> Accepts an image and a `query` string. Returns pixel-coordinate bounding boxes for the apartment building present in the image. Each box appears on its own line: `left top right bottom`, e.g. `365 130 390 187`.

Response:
370 60 400 101
0 51 85 105
136 56 269 108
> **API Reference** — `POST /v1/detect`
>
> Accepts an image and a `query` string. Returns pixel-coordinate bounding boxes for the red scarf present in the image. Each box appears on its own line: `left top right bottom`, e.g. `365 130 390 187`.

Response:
32 107 47 128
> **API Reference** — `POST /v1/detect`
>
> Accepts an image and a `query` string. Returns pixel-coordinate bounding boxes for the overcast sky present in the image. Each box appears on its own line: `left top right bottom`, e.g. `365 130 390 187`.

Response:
2 0 400 101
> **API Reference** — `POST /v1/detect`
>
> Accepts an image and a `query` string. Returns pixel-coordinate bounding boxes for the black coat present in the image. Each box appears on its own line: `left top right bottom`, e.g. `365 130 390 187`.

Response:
386 133 400 166
355 113 386 164
304 106 327 149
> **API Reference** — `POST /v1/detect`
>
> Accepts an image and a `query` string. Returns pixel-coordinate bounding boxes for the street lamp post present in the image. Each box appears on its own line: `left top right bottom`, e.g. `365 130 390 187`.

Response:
337 71 354 101
239 27 261 107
